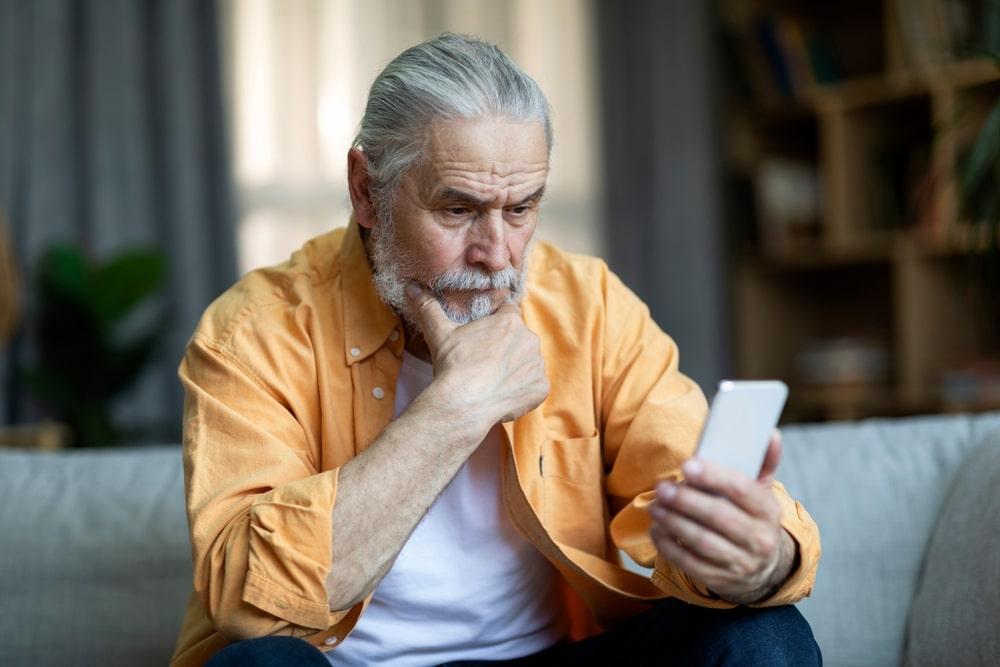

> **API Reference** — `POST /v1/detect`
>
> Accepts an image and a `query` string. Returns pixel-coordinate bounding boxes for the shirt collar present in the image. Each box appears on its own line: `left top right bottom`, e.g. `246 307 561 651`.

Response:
339 217 404 365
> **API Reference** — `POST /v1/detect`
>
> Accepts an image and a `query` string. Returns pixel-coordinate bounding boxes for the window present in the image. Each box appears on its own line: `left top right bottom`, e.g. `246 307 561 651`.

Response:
222 0 603 273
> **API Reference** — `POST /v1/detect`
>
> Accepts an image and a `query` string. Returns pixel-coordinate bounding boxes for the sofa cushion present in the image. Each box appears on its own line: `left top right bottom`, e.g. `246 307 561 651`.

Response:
904 428 1000 666
0 446 191 667
778 411 1000 667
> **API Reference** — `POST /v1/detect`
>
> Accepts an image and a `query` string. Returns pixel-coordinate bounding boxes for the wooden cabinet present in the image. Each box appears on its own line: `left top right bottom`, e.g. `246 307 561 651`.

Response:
720 0 1000 420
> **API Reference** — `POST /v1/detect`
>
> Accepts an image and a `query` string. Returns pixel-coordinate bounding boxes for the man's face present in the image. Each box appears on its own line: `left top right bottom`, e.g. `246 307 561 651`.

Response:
369 116 549 329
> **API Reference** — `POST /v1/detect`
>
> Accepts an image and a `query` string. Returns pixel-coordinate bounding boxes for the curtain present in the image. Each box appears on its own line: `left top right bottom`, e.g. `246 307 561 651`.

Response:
595 0 730 392
0 0 236 442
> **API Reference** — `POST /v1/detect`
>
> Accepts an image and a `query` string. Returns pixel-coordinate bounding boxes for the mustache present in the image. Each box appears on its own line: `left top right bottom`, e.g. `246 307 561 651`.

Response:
428 267 522 295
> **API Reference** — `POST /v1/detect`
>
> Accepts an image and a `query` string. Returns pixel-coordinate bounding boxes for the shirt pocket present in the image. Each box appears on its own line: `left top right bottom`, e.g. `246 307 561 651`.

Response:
541 433 608 557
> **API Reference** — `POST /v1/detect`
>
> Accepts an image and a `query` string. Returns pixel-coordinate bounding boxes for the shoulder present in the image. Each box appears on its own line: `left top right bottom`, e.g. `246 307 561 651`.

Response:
525 240 646 324
188 229 345 357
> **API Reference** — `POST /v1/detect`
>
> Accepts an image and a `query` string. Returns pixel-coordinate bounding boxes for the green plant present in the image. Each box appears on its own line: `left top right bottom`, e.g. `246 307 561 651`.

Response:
21 244 168 446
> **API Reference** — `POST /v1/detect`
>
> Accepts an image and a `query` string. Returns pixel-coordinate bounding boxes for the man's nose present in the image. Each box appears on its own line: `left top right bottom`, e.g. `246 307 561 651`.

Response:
466 210 509 272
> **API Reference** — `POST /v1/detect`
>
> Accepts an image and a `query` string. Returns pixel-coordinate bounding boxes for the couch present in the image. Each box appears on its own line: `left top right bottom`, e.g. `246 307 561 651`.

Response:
3 411 999 666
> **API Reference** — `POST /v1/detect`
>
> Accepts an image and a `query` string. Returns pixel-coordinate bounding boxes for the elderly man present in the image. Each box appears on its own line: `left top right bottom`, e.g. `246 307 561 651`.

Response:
171 34 821 666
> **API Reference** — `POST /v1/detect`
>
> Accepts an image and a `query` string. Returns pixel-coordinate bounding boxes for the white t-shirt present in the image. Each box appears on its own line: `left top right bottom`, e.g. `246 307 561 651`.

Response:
328 352 567 666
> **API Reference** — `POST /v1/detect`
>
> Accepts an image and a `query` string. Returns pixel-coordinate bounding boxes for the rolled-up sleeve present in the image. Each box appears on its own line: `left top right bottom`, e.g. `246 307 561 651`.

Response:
598 270 820 608
180 336 359 640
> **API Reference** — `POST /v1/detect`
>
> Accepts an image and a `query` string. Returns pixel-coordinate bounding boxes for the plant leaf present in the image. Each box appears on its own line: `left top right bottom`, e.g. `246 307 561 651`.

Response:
91 249 167 324
39 244 90 303
103 330 161 395
961 101 1000 194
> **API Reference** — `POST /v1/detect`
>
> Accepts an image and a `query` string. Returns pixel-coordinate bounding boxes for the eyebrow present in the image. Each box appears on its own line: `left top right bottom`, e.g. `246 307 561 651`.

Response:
434 186 546 208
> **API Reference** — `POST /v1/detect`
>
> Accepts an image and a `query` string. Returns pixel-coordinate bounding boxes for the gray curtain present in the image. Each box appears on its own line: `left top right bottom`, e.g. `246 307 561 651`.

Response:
0 0 236 441
596 0 730 393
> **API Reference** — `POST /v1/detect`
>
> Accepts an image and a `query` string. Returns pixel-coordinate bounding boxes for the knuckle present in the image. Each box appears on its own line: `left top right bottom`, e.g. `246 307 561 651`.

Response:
707 493 730 516
674 488 696 513
417 299 438 318
731 480 749 500
753 532 775 556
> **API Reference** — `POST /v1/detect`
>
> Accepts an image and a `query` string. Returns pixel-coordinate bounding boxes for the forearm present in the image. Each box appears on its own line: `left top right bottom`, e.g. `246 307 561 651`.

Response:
324 382 488 609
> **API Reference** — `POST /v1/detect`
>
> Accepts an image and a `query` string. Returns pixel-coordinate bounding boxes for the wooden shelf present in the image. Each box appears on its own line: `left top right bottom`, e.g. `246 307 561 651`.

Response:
755 234 895 270
783 383 1000 423
0 422 69 450
745 59 1000 117
812 59 999 112
788 384 910 422
754 226 1000 271
723 1 1000 422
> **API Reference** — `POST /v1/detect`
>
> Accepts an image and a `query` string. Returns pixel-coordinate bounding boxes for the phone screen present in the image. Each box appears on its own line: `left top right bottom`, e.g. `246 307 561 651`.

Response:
694 380 788 479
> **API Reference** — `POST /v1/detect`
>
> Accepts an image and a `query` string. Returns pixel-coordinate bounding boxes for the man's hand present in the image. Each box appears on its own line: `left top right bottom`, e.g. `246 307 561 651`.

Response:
326 287 547 609
406 284 549 430
648 431 796 605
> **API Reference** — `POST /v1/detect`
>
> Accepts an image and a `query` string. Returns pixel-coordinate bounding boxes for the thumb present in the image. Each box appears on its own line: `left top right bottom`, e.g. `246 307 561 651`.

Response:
405 283 456 353
493 302 523 317
757 429 782 486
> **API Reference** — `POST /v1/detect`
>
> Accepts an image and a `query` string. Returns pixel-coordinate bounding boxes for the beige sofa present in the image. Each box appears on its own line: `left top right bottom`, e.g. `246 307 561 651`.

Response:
2 411 999 666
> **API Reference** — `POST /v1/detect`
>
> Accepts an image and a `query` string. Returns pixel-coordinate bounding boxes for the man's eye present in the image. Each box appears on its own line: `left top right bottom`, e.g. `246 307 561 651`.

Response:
506 204 533 219
444 207 471 216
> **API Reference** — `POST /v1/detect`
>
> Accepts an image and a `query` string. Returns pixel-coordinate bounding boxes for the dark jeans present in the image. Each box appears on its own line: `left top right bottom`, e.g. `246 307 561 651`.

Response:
207 598 822 666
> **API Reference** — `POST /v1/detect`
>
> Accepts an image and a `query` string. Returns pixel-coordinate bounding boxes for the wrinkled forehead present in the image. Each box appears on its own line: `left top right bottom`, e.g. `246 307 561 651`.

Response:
410 116 550 200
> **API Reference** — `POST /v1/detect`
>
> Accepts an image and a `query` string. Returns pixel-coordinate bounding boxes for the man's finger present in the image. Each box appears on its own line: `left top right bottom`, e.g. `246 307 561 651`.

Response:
405 283 456 351
757 430 782 486
652 481 758 553
493 302 522 317
681 458 776 520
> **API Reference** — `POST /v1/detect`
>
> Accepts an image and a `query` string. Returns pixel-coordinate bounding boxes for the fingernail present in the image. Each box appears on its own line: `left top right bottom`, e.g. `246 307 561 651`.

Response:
404 283 421 299
658 482 677 500
682 459 703 478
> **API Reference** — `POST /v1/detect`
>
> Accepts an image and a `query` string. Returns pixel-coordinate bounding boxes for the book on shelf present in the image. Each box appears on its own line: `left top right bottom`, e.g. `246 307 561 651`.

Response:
796 337 891 387
722 10 845 102
754 157 820 249
940 358 1000 409
889 0 982 69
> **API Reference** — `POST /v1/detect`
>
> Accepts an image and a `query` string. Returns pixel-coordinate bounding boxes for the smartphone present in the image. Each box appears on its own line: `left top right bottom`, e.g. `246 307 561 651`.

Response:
694 380 788 479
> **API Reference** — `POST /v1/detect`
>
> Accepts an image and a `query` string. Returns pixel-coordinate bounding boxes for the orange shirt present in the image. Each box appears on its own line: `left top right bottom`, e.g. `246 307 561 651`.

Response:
170 221 820 665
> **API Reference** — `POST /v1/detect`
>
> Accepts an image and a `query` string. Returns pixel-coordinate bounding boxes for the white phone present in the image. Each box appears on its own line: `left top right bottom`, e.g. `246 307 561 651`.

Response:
694 380 788 479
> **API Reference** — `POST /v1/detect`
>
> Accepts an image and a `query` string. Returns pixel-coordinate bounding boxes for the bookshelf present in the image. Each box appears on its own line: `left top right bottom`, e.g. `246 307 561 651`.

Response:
720 0 1000 421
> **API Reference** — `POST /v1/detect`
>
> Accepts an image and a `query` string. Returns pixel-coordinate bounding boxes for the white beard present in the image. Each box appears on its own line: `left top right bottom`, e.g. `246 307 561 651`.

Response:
368 217 531 333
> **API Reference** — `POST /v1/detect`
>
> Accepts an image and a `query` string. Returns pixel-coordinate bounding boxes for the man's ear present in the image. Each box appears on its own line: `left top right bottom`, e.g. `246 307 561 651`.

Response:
347 147 378 230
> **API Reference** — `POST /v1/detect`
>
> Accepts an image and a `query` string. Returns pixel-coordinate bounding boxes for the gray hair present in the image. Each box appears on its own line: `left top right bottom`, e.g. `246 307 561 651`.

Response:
354 33 552 220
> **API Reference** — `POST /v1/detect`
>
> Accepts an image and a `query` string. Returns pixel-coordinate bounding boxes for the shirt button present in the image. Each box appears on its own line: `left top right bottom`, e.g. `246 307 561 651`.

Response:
349 347 361 358
372 386 385 400
389 329 399 342
324 636 338 646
